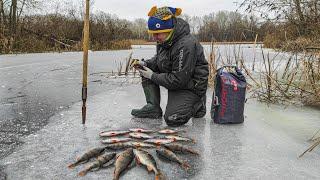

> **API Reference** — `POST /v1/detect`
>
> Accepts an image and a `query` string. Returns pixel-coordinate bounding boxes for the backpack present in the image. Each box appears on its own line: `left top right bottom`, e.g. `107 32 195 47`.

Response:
211 66 247 124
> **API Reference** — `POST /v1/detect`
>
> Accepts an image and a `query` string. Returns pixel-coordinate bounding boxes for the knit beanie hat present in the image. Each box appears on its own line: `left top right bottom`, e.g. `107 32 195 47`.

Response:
147 6 182 34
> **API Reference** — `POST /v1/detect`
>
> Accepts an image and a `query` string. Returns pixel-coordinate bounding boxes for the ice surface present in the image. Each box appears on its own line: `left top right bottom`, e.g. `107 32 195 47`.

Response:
1 79 320 180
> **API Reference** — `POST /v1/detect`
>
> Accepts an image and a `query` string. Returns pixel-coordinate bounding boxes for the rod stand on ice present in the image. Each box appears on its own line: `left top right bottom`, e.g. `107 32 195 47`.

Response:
82 0 90 124
82 86 87 124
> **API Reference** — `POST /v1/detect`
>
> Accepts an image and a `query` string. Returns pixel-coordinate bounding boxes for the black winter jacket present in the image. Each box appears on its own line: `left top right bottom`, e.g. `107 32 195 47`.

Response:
146 18 209 96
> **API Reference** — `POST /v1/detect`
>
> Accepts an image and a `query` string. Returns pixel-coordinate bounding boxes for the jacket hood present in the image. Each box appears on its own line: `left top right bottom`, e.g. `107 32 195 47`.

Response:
160 18 190 48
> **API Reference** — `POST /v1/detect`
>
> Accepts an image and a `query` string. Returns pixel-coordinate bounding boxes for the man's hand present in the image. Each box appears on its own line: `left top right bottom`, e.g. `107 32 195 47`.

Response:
139 66 153 79
130 59 146 70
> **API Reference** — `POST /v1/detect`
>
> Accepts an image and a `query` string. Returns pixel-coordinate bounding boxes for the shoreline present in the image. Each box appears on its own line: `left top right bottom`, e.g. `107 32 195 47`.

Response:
0 42 263 55
132 41 263 45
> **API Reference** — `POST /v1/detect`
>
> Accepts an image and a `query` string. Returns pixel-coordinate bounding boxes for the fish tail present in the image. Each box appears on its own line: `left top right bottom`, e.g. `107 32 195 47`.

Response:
78 169 88 176
113 169 119 180
155 171 165 180
67 163 75 169
190 150 200 155
181 161 190 170
113 175 119 180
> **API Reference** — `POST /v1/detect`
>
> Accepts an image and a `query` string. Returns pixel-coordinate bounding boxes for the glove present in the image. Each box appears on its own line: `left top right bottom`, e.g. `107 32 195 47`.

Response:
139 66 153 79
130 59 146 70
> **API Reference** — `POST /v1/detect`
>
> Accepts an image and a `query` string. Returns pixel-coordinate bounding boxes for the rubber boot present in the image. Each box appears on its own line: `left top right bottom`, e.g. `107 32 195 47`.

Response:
131 79 163 118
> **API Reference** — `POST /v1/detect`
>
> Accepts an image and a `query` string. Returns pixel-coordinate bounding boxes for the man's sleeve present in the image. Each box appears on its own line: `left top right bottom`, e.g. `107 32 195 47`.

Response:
151 42 196 89
144 55 158 72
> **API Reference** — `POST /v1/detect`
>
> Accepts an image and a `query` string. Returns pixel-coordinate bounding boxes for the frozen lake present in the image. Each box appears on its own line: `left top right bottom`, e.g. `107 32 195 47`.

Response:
0 45 319 179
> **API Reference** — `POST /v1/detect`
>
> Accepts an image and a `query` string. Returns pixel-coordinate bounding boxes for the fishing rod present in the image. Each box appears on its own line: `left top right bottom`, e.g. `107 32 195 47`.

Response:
82 0 90 124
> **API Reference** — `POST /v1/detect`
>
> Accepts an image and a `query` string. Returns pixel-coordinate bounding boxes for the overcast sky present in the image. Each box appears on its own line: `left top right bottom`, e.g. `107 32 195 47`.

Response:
92 0 242 20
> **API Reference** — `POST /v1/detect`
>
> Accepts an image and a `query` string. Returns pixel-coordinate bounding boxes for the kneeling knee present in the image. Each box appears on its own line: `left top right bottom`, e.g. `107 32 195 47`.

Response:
164 112 192 127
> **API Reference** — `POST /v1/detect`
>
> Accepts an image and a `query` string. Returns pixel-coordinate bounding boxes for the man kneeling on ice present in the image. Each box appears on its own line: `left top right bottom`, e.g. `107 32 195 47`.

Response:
131 6 209 127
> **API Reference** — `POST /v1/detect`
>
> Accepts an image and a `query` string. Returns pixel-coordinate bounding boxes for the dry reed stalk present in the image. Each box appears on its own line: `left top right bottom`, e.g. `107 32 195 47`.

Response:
124 52 132 75
240 58 260 86
252 34 258 71
309 129 320 141
117 61 123 76
208 40 217 87
299 138 320 158
284 67 298 93
261 49 272 101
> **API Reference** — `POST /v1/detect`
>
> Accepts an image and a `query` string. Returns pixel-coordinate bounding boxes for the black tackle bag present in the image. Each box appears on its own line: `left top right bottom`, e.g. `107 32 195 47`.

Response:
211 65 247 124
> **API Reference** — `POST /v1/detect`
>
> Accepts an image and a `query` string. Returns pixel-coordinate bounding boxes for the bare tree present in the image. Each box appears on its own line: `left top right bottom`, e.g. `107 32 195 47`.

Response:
240 0 320 36
0 0 4 26
9 0 17 35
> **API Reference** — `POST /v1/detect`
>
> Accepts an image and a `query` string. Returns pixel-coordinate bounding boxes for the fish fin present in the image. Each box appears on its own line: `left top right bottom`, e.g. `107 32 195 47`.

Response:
113 170 118 180
113 174 119 180
102 159 115 168
135 156 141 164
78 170 88 176
90 166 102 171
181 162 190 170
155 171 165 180
190 150 200 155
115 154 120 160
147 165 153 172
67 163 75 169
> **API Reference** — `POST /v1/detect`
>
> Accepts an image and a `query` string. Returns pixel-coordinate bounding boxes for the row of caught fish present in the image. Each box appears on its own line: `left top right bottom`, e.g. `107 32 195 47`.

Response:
101 142 199 155
100 128 195 147
101 134 195 145
99 128 184 137
68 144 197 179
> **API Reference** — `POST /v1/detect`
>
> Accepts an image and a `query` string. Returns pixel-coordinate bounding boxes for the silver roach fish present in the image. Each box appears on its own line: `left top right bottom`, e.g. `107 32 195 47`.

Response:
99 130 130 137
78 152 116 176
129 128 154 133
68 147 105 168
101 137 132 144
158 129 185 134
143 138 174 145
129 132 154 139
131 142 156 148
165 135 196 143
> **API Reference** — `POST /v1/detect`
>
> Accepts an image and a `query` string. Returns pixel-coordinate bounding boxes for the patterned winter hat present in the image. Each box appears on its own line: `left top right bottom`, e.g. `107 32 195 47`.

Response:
147 6 182 34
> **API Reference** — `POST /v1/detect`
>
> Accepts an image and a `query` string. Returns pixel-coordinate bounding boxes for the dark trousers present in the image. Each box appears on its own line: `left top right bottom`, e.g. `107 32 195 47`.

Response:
164 89 202 126
140 78 205 126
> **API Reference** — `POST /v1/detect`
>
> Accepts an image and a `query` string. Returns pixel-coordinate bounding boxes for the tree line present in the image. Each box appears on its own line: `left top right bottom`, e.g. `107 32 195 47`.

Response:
0 0 319 53
240 0 320 50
